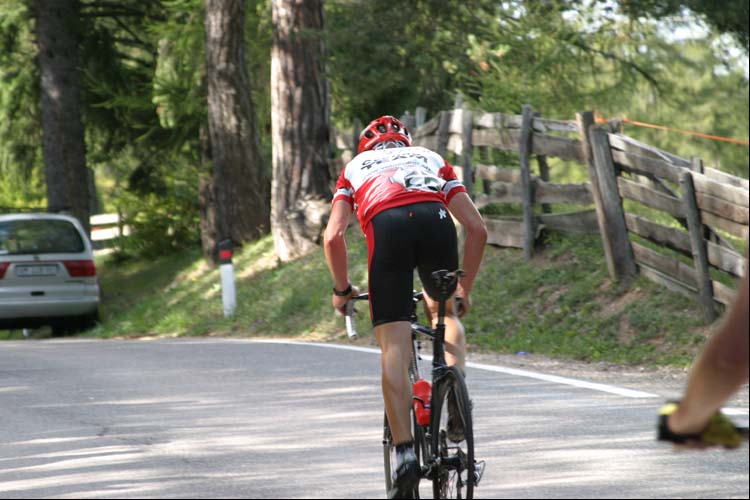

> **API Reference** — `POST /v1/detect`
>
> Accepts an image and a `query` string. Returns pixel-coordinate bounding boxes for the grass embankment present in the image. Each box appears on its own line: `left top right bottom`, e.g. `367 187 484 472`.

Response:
4 230 717 367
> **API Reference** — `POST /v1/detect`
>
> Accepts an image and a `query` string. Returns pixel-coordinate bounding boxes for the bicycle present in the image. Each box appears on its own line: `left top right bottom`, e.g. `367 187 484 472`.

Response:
345 269 485 499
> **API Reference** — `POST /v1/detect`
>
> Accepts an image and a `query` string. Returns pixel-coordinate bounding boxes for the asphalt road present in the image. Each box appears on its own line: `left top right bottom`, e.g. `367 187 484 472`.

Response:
0 338 747 499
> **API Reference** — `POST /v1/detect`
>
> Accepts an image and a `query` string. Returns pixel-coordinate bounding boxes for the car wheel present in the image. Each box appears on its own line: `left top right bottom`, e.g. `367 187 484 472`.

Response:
51 310 100 337
51 322 75 337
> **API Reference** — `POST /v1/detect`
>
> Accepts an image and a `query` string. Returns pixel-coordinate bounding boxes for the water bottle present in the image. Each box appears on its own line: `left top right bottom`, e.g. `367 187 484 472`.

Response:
412 378 431 426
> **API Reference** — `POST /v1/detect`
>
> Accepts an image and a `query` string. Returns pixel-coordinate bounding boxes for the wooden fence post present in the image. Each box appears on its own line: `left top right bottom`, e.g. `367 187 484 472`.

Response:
537 155 551 214
690 156 704 174
680 171 717 322
454 92 464 109
578 111 623 281
462 109 474 199
589 125 637 283
691 156 717 245
436 110 451 158
480 146 492 195
519 104 536 261
415 107 427 128
401 111 416 132
533 111 551 214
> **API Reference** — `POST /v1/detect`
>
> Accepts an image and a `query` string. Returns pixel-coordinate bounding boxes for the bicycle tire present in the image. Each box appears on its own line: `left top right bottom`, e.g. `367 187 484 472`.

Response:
431 367 474 499
383 410 428 498
383 412 394 493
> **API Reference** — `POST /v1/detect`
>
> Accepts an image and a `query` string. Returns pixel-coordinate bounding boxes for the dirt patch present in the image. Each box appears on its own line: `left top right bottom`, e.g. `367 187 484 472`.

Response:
617 315 638 345
600 287 647 318
545 248 575 265
542 287 567 309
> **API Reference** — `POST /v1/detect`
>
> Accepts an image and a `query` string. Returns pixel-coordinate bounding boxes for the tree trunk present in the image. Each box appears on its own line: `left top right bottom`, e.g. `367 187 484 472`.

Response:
204 0 269 253
198 123 220 263
35 0 91 235
271 0 332 261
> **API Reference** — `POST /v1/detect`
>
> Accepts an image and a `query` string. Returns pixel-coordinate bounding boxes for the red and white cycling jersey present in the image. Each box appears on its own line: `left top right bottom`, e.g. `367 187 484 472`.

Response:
333 146 467 231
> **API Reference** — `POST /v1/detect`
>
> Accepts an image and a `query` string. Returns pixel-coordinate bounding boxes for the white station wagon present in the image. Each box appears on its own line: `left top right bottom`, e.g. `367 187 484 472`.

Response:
0 213 100 335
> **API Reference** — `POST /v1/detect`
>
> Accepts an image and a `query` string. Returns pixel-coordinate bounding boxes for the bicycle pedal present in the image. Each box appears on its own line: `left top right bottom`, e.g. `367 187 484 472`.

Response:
473 460 486 486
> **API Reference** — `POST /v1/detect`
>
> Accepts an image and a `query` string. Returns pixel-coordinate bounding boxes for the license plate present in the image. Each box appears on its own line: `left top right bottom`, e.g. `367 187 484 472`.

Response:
15 264 59 277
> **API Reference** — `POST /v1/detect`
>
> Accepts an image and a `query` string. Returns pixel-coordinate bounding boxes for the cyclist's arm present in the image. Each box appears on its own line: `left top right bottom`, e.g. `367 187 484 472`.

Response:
447 192 487 295
324 200 353 293
668 259 749 436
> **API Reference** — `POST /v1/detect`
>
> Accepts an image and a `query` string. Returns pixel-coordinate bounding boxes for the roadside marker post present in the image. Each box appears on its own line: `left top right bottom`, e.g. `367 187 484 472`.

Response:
218 240 236 318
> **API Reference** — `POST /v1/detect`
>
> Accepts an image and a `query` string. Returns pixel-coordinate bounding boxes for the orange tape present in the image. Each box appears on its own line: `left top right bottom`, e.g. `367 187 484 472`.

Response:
595 113 749 146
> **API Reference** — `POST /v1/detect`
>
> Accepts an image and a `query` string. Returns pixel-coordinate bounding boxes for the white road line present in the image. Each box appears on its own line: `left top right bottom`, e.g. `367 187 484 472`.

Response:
248 339 658 397
245 339 750 416
463 360 659 398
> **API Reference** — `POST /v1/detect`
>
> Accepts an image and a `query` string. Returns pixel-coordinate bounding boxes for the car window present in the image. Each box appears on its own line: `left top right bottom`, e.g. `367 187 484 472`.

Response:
0 219 85 255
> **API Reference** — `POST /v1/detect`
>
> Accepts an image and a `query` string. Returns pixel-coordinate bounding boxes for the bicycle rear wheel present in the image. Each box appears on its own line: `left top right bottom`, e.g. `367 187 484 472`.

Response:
383 410 428 498
431 367 474 499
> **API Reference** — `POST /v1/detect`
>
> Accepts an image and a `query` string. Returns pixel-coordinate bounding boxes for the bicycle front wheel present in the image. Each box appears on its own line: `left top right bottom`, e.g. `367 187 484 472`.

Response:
431 367 474 499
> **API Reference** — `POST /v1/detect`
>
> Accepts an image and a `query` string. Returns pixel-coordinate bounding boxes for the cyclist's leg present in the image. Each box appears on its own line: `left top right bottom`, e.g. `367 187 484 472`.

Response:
367 206 418 445
368 206 422 497
375 321 414 445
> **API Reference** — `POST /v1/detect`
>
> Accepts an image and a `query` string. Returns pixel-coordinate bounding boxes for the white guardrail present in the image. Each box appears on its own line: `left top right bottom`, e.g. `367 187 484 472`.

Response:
90 213 129 251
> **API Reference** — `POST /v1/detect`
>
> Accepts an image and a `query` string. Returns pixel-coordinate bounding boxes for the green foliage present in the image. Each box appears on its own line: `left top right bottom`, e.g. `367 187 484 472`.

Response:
462 3 670 118
616 0 749 50
617 38 749 177
113 154 202 258
0 1 44 208
326 0 498 123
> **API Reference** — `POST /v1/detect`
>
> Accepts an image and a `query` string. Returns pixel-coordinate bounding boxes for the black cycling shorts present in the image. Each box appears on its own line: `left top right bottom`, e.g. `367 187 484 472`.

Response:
365 202 458 327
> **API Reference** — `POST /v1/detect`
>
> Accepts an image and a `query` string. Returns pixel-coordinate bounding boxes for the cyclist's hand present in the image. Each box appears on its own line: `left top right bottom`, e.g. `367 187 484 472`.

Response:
333 285 359 315
658 402 747 450
455 284 471 317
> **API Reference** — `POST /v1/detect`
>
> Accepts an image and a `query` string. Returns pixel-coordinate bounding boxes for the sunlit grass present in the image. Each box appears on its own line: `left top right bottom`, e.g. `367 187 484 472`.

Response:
463 232 709 366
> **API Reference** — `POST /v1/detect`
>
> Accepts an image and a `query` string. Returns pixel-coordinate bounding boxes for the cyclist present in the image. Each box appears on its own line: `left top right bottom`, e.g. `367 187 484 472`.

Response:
323 115 487 499
658 248 749 449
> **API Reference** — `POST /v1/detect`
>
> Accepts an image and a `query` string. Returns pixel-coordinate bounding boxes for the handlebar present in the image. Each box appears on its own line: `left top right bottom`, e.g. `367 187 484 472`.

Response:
344 299 358 340
344 293 369 340
342 269 464 341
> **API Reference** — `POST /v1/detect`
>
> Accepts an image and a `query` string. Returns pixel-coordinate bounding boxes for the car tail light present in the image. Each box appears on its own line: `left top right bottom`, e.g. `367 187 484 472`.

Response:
0 262 8 279
64 260 97 277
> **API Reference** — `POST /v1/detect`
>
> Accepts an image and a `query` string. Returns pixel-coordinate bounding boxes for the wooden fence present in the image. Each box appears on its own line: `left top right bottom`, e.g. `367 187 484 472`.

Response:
600 122 748 320
335 105 749 315
406 105 600 255
90 212 129 251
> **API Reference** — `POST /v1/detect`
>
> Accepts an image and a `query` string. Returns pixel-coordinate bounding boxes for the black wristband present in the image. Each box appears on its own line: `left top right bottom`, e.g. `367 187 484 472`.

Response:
333 284 352 296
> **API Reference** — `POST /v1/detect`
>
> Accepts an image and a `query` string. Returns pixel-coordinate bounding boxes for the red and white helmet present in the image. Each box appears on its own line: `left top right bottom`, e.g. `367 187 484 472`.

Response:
357 115 412 154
